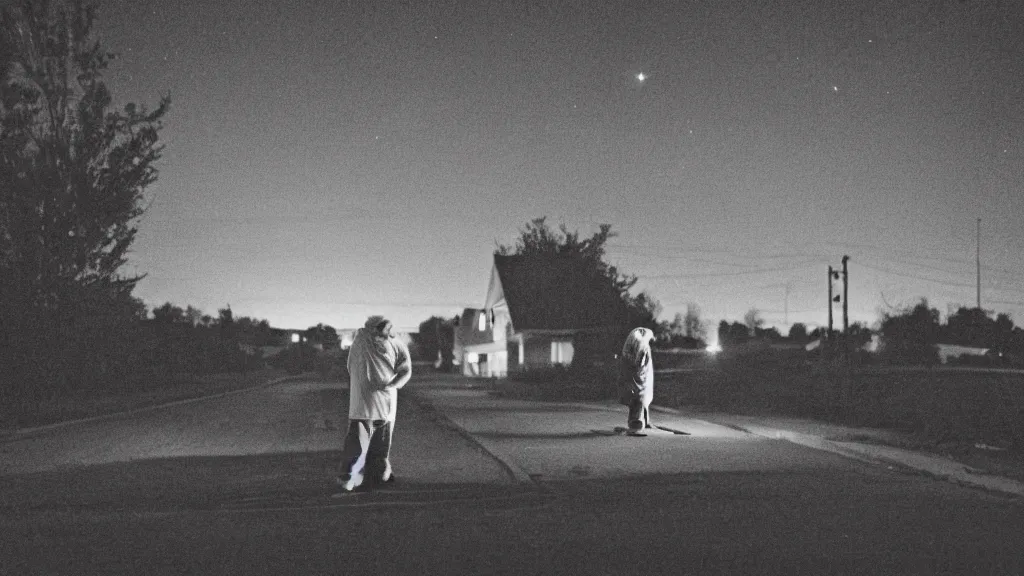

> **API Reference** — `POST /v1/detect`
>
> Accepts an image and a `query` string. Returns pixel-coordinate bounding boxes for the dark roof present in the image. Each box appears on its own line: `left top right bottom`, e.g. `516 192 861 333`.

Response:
493 254 629 331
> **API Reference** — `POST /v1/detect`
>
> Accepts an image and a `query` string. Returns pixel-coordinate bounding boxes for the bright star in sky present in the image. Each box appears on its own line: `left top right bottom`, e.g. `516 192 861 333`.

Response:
636 72 646 82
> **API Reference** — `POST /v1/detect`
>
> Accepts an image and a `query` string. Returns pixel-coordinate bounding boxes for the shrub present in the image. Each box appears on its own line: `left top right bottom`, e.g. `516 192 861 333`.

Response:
509 361 618 401
269 343 321 374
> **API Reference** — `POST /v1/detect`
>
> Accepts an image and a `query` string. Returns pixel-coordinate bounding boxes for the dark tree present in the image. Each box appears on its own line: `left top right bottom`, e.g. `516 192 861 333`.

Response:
743 308 764 336
0 0 168 392
625 290 663 335
152 302 187 325
994 313 1015 344
304 323 340 350
413 315 455 369
718 320 750 348
845 321 873 349
496 217 664 340
683 303 707 341
496 217 636 298
217 306 235 340
788 322 808 342
234 316 273 346
943 307 996 348
1 0 168 309
879 299 940 365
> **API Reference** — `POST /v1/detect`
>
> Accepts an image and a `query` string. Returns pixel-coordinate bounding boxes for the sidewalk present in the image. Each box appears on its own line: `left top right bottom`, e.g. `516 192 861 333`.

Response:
408 384 762 484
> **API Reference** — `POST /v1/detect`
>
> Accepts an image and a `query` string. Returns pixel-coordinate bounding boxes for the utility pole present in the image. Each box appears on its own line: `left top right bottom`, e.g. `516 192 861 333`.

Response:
977 218 981 309
841 255 852 408
842 255 850 335
827 266 835 340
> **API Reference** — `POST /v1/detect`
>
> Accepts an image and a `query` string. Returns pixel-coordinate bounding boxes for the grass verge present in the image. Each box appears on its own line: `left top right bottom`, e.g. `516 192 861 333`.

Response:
0 368 293 432
656 349 1024 482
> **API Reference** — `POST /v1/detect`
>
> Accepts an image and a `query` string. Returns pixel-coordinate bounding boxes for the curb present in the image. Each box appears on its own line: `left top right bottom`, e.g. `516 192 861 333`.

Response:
4 373 316 441
406 393 535 486
660 406 1024 499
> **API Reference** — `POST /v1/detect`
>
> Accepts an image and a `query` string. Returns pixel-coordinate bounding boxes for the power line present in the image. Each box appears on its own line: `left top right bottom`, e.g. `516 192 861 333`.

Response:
642 260 821 280
856 261 992 290
825 240 976 268
988 300 1024 308
827 240 1022 278
854 258 976 285
758 308 817 315
855 261 1024 295
857 255 978 278
606 250 767 268
608 243 829 261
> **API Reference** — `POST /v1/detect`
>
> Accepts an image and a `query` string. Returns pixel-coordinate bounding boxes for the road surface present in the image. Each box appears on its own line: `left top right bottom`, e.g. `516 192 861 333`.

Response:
1 375 1022 575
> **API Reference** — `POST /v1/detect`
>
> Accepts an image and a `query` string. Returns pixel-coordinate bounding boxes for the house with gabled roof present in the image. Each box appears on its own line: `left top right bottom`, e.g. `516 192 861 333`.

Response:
454 253 630 377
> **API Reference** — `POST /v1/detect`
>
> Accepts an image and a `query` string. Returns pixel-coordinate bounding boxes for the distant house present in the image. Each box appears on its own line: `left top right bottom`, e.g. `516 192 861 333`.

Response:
936 343 989 364
454 254 630 377
804 334 880 354
453 307 510 377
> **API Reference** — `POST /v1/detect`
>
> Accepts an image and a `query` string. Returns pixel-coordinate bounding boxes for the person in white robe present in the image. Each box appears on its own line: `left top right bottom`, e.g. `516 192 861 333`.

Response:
336 316 412 491
618 327 656 435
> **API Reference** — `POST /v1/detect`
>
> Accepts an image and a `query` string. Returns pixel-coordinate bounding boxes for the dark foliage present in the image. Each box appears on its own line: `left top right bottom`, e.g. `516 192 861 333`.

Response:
304 323 340 350
506 361 618 402
788 322 809 342
268 342 321 375
496 217 666 348
0 0 168 402
412 315 455 369
878 299 941 365
717 320 750 347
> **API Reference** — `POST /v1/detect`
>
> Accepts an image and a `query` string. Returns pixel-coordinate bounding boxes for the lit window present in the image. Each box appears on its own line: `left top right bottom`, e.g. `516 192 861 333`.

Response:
466 352 479 363
478 311 486 331
550 340 574 365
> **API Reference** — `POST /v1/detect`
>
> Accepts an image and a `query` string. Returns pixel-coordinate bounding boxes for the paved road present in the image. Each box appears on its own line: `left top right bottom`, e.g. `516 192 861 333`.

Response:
1 375 1023 575
0 378 512 512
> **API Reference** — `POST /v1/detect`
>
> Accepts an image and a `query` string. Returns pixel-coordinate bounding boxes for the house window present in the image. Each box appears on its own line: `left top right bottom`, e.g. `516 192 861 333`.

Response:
466 352 479 364
550 340 574 365
478 311 486 331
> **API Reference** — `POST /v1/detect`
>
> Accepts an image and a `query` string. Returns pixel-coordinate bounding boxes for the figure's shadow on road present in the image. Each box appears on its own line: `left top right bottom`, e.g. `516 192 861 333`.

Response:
414 404 613 415
473 431 610 441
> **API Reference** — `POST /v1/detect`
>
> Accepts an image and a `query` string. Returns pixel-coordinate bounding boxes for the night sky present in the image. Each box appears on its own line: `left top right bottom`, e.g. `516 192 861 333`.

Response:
94 0 1024 334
